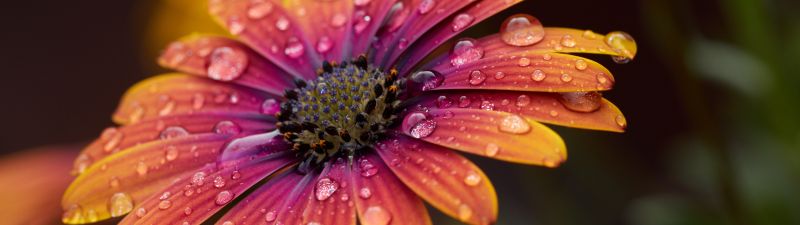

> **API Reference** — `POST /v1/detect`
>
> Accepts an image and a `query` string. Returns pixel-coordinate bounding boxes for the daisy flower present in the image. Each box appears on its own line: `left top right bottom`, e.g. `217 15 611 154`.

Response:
62 0 637 224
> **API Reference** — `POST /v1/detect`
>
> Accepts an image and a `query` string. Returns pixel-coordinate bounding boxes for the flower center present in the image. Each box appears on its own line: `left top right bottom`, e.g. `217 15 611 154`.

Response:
277 56 405 172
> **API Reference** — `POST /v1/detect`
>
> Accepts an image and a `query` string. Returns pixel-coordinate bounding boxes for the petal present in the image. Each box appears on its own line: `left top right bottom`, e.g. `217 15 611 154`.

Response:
428 52 616 92
214 171 306 225
119 152 296 225
349 0 397 56
393 0 523 73
351 153 432 225
374 0 473 67
74 113 274 175
298 159 357 225
477 28 638 59
398 108 566 166
282 0 354 62
209 0 320 79
159 35 296 94
113 74 275 125
412 91 627 132
376 135 497 225
62 133 232 224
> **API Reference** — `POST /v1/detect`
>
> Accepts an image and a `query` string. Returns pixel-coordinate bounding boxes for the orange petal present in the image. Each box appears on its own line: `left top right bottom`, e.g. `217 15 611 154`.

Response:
413 91 627 132
351 153 432 225
478 28 637 59
376 136 498 225
61 133 231 224
399 108 566 166
113 73 274 125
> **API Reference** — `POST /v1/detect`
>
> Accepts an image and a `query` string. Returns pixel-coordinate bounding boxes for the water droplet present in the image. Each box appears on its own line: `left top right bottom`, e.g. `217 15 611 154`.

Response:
158 200 172 210
213 176 226 188
543 54 552 61
135 207 146 217
265 210 277 222
101 127 123 153
307 222 320 225
165 146 179 161
136 161 148 176
316 36 333 53
559 92 602 112
315 178 339 201
331 13 347 27
359 159 378 177
516 95 531 107
215 190 234 205
500 14 545 46
531 69 546 81
517 57 531 67
191 172 207 186
485 143 500 156
575 59 588 70
275 17 290 31
605 31 636 63
458 204 473 221
108 193 134 217
354 0 372 6
418 0 436 14
359 187 372 199
160 126 189 140
468 70 486 85
464 171 481 186
227 17 245 35
450 38 484 67
480 101 494 111
214 120 242 135
247 1 273 19
458 96 471 108
222 221 235 225
354 12 371 34
231 170 242 180
410 70 444 91
260 99 280 115
184 207 193 215
398 38 409 49
494 71 506 80
560 34 576 47
499 114 531 134
451 13 475 31
615 114 627 128
208 47 248 81
436 96 453 108
363 206 392 225
596 74 608 84
284 37 305 58
560 73 573 82
404 113 437 138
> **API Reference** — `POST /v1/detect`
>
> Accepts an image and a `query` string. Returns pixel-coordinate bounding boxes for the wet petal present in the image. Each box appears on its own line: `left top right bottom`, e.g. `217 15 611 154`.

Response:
376 135 497 225
399 108 566 166
282 0 354 62
413 91 626 132
393 0 523 74
351 153 432 225
119 152 295 225
74 113 274 175
477 28 638 59
113 74 276 125
374 0 473 67
62 133 232 224
349 0 397 56
298 159 357 225
214 171 306 225
159 35 296 94
209 0 320 79
427 52 615 92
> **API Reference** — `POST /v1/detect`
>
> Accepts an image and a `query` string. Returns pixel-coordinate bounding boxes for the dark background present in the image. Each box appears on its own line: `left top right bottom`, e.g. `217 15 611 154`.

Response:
1 0 799 224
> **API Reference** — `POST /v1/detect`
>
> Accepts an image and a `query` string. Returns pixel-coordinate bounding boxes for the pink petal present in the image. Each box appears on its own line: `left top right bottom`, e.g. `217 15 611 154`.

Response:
349 0 397 57
374 0 473 67
393 0 523 74
281 0 355 62
213 171 308 225
118 152 295 225
376 135 497 225
209 0 320 79
412 91 627 132
297 159 357 225
476 28 637 59
113 74 276 125
159 35 296 95
397 108 567 166
62 133 233 223
74 113 273 175
351 153 432 225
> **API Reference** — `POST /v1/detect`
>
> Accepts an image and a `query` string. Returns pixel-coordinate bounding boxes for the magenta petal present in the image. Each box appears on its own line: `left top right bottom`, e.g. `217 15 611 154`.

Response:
349 0 397 57
209 0 320 79
118 153 296 225
214 171 306 224
374 0 473 67
282 0 355 62
159 35 296 95
298 159 357 225
395 0 523 75
219 130 285 162
351 153 432 225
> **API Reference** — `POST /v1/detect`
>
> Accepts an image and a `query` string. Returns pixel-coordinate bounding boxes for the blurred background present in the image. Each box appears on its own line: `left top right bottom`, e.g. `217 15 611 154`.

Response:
1 0 799 224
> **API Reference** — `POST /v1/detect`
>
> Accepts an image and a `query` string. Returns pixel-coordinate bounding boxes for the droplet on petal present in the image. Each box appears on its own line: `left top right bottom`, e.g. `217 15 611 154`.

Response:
498 114 531 134
160 126 189 140
359 187 372 199
458 204 473 221
436 96 453 108
208 47 248 81
403 113 436 138
213 120 242 135
516 95 531 107
559 92 602 112
359 159 378 177
247 1 273 19
284 37 305 58
449 38 484 67
458 96 471 108
215 190 234 205
531 69 546 81
468 70 486 85
418 0 436 14
354 0 372 6
362 206 392 225
605 31 636 63
560 34 576 47
484 143 500 157
500 14 545 46
517 57 531 67
615 114 627 128
575 59 588 70
463 171 481 186
411 70 444 91
108 193 134 217
451 13 475 32
315 178 339 201
316 36 333 54
275 17 290 31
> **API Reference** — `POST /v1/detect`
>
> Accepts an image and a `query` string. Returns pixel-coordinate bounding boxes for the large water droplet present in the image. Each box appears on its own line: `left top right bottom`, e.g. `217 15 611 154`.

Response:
160 126 189 140
214 120 242 135
559 92 602 112
215 190 234 205
404 113 436 138
463 171 481 186
451 13 475 31
500 14 545 46
498 114 531 134
450 38 484 67
363 206 392 225
411 70 444 91
310 177 337 202
605 31 636 63
468 70 486 85
108 192 134 217
208 47 248 81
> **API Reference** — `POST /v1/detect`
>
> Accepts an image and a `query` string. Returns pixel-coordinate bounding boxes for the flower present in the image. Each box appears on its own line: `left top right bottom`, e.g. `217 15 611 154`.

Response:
62 0 637 225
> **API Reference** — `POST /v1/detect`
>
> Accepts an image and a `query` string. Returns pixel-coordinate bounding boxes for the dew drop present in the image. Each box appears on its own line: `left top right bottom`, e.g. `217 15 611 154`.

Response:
247 1 273 19
517 57 531 67
560 34 576 47
359 159 378 177
463 171 482 186
213 175 226 188
531 69 546 81
215 190 234 205
316 36 333 53
559 92 602 112
275 17 290 31
108 193 134 217
485 143 500 157
214 120 242 135
404 113 437 138
158 200 172 210
160 126 189 140
410 70 444 91
480 101 494 111
363 206 392 225
436 96 453 108
468 70 486 85
227 17 245 35
354 0 372 6
222 221 235 225
260 99 280 115
331 13 347 28
315 178 339 201
101 127 124 153
451 13 475 32
500 14 545 46
284 37 305 58
458 204 473 221
516 95 531 107
265 210 277 222
192 94 205 110
560 73 573 82
499 114 531 134
494 71 506 80
615 114 627 128
208 47 248 81
359 187 372 199
542 54 552 61
418 0 435 14
450 38 484 67
354 13 372 34
191 172 207 186
165 146 179 161
184 207 193 216
605 31 636 63
458 96 471 108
